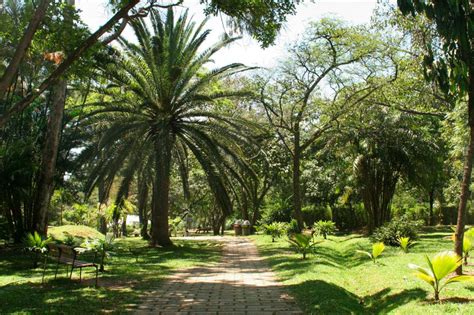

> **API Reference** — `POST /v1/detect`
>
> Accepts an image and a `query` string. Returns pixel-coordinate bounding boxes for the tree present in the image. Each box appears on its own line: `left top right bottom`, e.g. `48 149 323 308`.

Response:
259 19 394 229
81 8 256 246
349 105 439 232
397 0 473 274
0 0 301 126
0 0 50 99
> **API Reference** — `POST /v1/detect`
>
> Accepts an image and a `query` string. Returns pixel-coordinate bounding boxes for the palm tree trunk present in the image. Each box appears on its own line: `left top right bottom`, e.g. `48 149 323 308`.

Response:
454 72 474 275
32 78 66 235
151 136 173 247
137 179 149 239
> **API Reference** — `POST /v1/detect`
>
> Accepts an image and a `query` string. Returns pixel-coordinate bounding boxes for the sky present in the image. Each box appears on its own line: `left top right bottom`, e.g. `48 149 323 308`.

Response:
75 0 390 68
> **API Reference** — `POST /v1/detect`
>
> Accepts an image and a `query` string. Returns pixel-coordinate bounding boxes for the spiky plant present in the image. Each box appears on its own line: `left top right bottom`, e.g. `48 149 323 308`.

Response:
408 251 474 301
23 231 51 268
398 236 415 253
357 242 385 263
288 233 319 259
79 9 256 246
261 222 287 242
313 220 336 239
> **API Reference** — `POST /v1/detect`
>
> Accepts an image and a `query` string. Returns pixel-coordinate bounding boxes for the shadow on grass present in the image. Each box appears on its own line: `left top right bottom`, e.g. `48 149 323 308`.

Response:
288 280 427 314
0 239 221 313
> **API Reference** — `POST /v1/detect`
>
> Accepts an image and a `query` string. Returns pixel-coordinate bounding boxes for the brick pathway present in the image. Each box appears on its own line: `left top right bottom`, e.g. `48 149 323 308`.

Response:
134 236 303 315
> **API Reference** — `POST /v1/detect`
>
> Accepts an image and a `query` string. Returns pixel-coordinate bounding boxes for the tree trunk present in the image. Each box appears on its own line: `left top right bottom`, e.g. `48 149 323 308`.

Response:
0 0 50 99
454 74 474 275
137 179 149 239
32 78 66 235
121 216 127 236
151 135 173 247
429 189 435 226
292 130 304 230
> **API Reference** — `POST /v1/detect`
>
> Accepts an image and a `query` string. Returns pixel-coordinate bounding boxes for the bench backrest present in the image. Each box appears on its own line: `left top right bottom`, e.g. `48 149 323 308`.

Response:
47 243 77 260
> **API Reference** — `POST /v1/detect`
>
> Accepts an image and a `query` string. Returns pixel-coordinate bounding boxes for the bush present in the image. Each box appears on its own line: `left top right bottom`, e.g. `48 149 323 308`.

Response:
302 205 331 226
260 199 292 224
356 242 385 263
372 215 423 246
288 233 319 259
286 219 300 236
259 222 288 242
313 220 336 239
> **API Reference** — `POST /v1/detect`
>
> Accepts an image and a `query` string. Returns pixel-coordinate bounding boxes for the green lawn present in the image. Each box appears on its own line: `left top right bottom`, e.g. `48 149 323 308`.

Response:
0 237 221 314
250 228 474 315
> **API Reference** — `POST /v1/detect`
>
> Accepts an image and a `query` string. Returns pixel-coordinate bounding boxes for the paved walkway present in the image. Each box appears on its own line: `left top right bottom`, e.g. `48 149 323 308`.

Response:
134 236 303 315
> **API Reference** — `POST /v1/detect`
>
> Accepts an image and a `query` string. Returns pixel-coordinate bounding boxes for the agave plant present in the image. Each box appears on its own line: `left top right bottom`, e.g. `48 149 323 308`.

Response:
357 242 385 263
408 251 474 301
288 233 318 259
261 222 287 242
398 236 415 253
23 231 51 268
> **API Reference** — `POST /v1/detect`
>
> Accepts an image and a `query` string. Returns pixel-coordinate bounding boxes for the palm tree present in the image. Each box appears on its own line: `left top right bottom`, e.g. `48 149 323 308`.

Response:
80 8 256 246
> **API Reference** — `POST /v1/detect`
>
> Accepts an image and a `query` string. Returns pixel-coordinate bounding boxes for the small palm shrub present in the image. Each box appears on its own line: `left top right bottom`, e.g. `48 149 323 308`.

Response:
169 217 183 237
23 231 51 268
462 236 472 265
449 227 474 265
313 220 336 239
286 219 301 236
288 233 318 259
260 222 287 242
408 251 474 301
372 215 422 246
398 236 415 253
357 242 385 263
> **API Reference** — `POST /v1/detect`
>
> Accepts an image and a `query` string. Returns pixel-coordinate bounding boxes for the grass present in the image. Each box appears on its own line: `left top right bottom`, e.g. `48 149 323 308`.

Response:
250 228 474 314
48 225 105 242
0 236 221 314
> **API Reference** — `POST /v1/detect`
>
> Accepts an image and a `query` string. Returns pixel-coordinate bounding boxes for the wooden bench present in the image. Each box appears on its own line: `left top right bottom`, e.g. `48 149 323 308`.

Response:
42 243 98 286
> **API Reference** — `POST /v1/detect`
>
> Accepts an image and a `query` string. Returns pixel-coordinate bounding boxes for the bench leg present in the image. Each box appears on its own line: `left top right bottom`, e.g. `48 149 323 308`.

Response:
55 263 60 280
70 266 74 279
95 266 98 287
42 256 47 284
79 268 82 282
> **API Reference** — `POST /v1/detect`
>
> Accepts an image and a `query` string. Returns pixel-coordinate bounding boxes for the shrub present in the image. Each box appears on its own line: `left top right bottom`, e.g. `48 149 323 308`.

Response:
169 217 183 236
288 233 319 259
408 251 474 301
398 236 415 253
80 235 114 272
313 220 336 239
462 236 472 265
448 227 474 265
357 242 385 263
260 199 292 224
372 215 423 246
260 222 287 242
23 231 51 268
301 205 331 226
286 219 300 236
